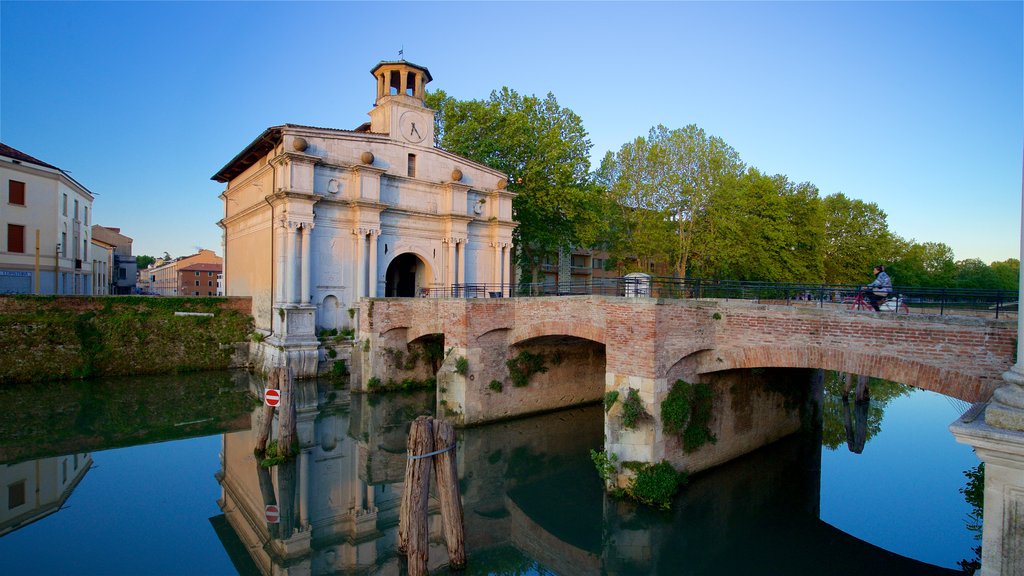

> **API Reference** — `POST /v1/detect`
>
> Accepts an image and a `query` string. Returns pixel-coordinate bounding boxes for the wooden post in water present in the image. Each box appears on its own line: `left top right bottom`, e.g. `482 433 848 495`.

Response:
433 420 465 569
255 368 280 454
278 366 296 458
398 416 434 576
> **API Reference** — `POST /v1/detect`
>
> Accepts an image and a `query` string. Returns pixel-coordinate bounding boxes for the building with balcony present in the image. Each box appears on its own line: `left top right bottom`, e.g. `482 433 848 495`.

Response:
0 143 94 294
213 60 515 375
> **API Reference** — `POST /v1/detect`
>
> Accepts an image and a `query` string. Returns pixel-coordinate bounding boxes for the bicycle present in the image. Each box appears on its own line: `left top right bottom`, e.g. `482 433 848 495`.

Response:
848 291 910 314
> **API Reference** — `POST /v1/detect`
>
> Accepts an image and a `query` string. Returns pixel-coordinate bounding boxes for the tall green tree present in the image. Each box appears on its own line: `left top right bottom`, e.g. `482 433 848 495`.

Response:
598 124 744 277
821 193 894 284
427 88 602 283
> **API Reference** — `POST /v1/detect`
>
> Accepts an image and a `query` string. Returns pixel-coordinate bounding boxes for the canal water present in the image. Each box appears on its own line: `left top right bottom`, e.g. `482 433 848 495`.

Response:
0 370 980 575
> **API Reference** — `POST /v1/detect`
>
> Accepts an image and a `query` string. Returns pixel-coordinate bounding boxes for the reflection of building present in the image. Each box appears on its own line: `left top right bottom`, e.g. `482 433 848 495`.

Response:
91 225 137 294
145 249 221 296
213 60 515 376
1 453 92 536
0 143 95 294
216 386 444 574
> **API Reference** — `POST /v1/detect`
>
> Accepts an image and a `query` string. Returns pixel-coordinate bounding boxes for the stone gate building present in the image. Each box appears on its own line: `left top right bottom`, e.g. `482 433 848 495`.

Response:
213 61 515 375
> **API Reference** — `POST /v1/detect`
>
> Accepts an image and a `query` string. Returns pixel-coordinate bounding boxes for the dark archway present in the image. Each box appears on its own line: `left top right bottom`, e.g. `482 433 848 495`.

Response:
385 253 425 297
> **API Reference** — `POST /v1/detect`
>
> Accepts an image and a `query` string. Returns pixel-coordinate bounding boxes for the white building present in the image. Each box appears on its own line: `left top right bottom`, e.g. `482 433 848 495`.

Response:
213 60 515 376
1 453 92 537
0 143 94 294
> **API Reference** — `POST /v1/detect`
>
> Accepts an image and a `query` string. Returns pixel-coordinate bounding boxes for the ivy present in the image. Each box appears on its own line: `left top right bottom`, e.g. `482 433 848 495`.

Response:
506 350 548 387
661 379 716 452
455 356 469 375
623 460 686 510
621 388 648 429
603 390 619 413
488 379 503 393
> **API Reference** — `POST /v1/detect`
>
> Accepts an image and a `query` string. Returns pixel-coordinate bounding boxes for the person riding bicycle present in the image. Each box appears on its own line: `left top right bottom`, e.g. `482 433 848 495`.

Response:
862 265 892 311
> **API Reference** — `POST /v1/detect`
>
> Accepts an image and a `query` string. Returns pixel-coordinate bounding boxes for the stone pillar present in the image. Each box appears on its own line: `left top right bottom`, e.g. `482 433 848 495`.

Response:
457 239 466 286
493 243 501 287
300 224 312 305
354 229 365 300
284 223 298 304
448 239 456 294
274 219 286 304
368 230 378 298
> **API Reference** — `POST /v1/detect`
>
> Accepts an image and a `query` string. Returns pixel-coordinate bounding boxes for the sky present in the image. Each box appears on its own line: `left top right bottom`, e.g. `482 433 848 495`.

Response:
1 1 1021 264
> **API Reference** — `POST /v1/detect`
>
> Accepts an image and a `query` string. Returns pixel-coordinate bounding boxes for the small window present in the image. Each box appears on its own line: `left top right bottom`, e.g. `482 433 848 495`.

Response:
194 291 199 296
74 199 79 220
195 280 199 286
8 481 25 509
9 180 25 205
208 271 213 277
84 206 89 225
407 154 416 177
62 232 67 256
63 194 68 215
7 224 24 253
207 281 212 287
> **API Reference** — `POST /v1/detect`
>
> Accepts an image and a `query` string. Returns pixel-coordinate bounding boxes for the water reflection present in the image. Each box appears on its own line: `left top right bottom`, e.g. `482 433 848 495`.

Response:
0 452 92 537
216 372 963 575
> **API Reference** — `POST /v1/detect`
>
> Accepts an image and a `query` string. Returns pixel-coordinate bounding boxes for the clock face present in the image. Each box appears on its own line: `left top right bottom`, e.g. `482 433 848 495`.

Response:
399 111 427 144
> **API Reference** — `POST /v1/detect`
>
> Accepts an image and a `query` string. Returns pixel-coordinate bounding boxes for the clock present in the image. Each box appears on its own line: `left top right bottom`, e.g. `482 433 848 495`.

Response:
399 111 427 144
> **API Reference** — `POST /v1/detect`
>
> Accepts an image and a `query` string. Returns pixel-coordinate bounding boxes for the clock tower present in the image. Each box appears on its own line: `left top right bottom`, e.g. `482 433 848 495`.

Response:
368 60 435 146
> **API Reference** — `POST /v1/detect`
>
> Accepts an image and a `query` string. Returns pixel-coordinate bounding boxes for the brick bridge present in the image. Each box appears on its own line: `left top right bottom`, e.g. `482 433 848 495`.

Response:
354 295 1016 475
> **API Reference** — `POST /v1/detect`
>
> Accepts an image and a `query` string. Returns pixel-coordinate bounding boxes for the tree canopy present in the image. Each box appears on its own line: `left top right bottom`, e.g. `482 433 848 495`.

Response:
428 86 1015 291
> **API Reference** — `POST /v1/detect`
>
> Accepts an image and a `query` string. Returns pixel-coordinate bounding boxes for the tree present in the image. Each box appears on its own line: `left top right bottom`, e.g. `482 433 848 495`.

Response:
136 255 156 269
598 124 744 278
989 258 1020 291
821 193 894 284
427 88 602 283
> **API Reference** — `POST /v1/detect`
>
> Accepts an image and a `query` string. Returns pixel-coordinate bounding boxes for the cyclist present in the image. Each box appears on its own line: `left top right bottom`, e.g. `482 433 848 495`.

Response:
862 265 892 311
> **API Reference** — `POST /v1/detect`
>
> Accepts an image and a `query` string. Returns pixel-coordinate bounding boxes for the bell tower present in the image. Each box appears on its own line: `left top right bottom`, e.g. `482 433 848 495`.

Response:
368 60 435 146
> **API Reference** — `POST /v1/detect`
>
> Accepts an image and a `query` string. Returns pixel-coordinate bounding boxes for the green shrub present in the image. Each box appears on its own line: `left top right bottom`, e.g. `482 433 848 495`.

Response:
590 449 618 486
506 350 548 387
455 356 469 375
326 347 337 358
661 379 716 452
624 460 685 510
621 388 648 429
367 376 381 390
489 379 503 393
604 390 619 413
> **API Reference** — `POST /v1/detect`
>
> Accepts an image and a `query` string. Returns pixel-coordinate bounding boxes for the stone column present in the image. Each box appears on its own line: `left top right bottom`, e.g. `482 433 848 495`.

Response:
448 239 456 294
284 223 298 304
300 224 312 305
354 229 365 300
274 218 286 305
457 239 466 286
493 243 501 288
368 230 378 298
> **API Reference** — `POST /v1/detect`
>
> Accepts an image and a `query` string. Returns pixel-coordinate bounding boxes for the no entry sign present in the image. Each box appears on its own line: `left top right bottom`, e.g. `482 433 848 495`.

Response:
265 504 280 524
265 389 281 407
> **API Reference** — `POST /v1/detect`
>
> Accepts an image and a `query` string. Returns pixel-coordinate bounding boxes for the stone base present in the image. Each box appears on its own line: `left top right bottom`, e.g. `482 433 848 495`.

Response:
950 407 1024 576
252 339 320 379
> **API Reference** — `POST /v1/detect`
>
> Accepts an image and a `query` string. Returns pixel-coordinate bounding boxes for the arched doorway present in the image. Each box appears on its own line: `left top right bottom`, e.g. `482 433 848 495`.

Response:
385 253 427 297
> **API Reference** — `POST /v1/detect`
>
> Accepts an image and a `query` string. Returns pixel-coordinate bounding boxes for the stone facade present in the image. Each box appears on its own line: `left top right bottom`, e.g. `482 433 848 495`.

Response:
214 61 514 377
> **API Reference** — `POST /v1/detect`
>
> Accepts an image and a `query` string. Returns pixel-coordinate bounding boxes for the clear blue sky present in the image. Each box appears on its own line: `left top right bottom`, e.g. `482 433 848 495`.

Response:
2 1 1021 264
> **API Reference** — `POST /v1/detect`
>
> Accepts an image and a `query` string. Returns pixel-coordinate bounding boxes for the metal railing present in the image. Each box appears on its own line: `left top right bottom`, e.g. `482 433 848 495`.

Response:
409 278 1017 318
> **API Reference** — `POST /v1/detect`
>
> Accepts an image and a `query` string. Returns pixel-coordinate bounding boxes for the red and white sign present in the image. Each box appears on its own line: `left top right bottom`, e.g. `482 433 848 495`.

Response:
265 389 281 407
265 504 280 524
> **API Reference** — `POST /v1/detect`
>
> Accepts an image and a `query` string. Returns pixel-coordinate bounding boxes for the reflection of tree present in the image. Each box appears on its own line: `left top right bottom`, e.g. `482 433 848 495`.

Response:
957 462 983 573
821 371 911 451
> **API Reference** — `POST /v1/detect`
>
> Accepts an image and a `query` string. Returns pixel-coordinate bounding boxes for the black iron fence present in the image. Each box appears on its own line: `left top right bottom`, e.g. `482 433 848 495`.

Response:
411 278 1017 319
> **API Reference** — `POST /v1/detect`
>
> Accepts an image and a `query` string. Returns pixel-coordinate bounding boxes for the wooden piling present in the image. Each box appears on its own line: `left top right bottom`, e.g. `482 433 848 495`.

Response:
255 367 280 454
855 374 871 402
278 367 296 458
433 420 465 569
398 416 434 576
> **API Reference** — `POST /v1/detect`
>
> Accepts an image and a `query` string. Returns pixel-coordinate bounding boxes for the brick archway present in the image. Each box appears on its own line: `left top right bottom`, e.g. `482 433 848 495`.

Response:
686 345 990 402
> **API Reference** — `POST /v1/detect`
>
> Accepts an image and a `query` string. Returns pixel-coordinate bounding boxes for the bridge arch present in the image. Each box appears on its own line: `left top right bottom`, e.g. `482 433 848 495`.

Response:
686 345 989 402
508 320 606 348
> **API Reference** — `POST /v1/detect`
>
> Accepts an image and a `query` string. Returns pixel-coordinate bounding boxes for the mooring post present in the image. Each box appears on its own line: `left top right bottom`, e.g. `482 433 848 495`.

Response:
433 420 466 569
278 367 296 457
399 416 434 576
255 367 280 454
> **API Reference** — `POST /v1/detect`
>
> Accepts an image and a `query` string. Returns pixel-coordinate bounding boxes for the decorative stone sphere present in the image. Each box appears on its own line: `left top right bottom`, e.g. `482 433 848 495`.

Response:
360 151 374 164
292 137 308 152
451 168 463 182
496 178 508 190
